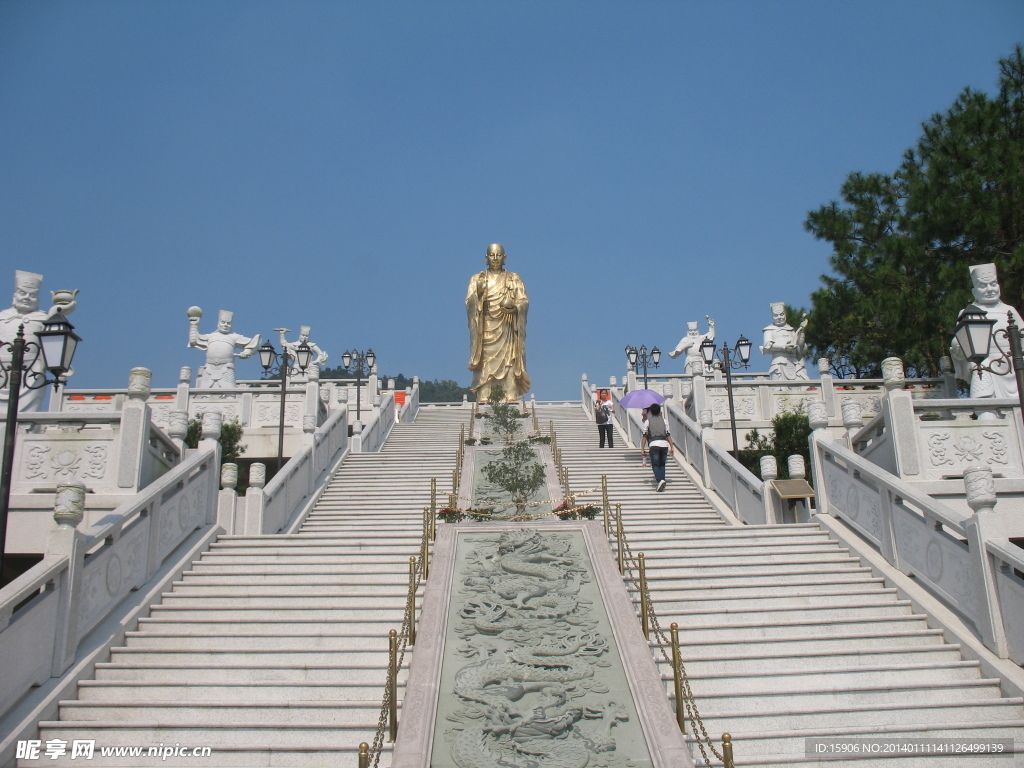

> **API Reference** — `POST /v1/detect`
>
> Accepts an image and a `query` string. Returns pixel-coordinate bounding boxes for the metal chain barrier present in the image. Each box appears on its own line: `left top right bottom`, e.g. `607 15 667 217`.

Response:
612 504 727 766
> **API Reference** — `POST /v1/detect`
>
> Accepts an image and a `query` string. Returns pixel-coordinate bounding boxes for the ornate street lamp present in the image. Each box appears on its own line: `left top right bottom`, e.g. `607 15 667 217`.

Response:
625 345 661 389
700 334 751 457
341 348 376 425
953 309 1024 415
259 338 312 473
1 312 81 578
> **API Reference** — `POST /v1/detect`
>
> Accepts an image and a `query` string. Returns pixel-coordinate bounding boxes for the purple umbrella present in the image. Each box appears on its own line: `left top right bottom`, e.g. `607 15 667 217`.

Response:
617 388 666 409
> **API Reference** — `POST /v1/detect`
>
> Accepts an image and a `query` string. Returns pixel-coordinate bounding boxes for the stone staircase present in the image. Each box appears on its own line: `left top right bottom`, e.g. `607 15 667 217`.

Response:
546 403 1024 767
27 407 468 768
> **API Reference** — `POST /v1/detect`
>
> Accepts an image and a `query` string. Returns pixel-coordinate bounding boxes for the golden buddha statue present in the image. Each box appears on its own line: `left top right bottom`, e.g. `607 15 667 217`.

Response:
466 243 530 400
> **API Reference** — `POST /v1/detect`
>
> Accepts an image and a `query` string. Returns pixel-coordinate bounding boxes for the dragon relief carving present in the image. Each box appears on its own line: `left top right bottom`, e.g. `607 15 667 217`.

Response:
444 530 638 768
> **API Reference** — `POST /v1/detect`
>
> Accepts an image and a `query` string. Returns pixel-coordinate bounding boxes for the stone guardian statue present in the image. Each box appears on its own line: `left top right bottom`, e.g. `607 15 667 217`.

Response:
279 325 328 381
950 262 1023 400
187 307 260 388
669 315 715 375
0 270 79 412
466 243 530 400
761 302 809 380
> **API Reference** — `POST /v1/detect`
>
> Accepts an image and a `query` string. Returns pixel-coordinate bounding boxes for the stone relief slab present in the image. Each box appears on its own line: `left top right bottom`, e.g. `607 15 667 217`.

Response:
433 529 652 768
823 461 883 543
891 506 974 622
919 425 1023 479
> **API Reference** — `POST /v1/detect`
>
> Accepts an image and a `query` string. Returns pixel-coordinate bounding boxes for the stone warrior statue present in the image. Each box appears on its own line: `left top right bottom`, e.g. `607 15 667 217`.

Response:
278 325 328 381
761 302 809 380
466 243 530 400
0 270 79 412
187 307 260 388
669 315 715 374
950 262 1023 400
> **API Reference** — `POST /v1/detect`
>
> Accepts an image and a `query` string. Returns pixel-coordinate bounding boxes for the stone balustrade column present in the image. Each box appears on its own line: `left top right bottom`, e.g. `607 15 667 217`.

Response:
818 358 837 416
217 462 239 534
806 400 831 517
45 481 87 675
760 455 780 525
879 357 921 480
963 465 1009 658
841 401 864 448
115 367 153 490
939 355 956 398
699 409 715 487
167 410 190 455
243 462 267 536
175 366 192 414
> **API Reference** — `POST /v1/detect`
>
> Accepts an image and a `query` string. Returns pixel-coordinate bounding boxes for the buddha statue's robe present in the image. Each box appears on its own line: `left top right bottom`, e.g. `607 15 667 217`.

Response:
466 268 530 400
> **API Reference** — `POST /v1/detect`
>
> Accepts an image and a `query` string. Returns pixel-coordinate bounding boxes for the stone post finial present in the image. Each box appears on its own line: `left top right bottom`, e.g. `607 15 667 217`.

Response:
167 411 189 440
308 365 320 382
249 462 266 489
964 465 997 513
201 411 222 440
841 401 864 431
462 394 468 404
221 463 238 491
338 388 349 403
818 358 831 376
760 455 778 481
127 367 152 399
680 379 693 399
373 394 382 407
609 376 617 386
881 357 905 392
699 409 714 429
303 415 316 433
53 481 86 527
179 366 192 384
387 378 395 391
788 455 806 479
939 355 953 375
808 400 829 432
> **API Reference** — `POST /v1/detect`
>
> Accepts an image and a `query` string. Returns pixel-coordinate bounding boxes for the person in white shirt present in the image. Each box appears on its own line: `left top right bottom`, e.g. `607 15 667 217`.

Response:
640 403 675 492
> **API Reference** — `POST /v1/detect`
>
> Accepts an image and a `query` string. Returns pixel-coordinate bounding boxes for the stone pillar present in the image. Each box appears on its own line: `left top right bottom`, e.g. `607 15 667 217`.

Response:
699 409 715 487
879 358 921 480
244 463 267 536
807 400 831 517
788 455 806 479
939 355 956 398
963 465 1009 658
167 410 190 455
46 481 87 675
368 365 379 398
201 411 222 442
818 358 837 417
760 456 780 525
841 401 864 448
609 376 617 387
691 373 708 420
217 462 239 534
626 369 637 392
175 366 192 413
116 367 152 490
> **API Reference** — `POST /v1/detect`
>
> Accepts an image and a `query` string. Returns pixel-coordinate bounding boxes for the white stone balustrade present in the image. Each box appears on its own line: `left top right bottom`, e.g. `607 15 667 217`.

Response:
0 442 220 722
810 433 1024 664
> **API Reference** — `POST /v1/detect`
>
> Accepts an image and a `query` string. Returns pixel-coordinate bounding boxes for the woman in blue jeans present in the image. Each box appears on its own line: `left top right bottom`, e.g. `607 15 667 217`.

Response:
640 403 675 492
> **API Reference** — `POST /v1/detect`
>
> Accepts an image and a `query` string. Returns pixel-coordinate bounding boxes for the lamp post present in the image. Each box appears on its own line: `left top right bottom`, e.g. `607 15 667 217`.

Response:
625 345 661 389
953 309 1024 418
1 312 81 579
259 338 313 473
699 334 752 457
341 348 376 425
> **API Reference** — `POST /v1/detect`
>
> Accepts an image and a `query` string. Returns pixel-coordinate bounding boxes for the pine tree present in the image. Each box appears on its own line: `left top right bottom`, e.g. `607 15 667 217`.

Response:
805 46 1024 377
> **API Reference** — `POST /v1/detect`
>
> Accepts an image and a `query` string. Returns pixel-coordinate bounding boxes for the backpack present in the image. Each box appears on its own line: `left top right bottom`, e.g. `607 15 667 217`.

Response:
646 414 668 442
596 404 609 424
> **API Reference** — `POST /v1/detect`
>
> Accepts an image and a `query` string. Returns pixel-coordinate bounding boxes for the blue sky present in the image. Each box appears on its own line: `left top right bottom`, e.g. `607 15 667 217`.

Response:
1 2 1022 399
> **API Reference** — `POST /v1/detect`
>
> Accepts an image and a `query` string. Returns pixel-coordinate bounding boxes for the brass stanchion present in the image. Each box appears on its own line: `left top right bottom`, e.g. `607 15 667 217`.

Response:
387 629 398 742
671 623 686 733
358 742 369 768
639 552 649 640
408 556 417 646
722 733 734 768
421 536 429 579
616 503 624 575
452 468 458 495
601 475 610 536
430 478 437 519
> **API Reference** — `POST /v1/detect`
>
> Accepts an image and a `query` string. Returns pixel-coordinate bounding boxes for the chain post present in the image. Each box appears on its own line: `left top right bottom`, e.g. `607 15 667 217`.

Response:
422 506 428 543
671 622 686 733
601 475 610 536
452 467 458 495
722 733 734 768
421 535 429 580
387 630 398 742
639 552 649 640
408 556 417 646
430 501 436 541
358 742 369 768
616 503 624 575
430 477 437 520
